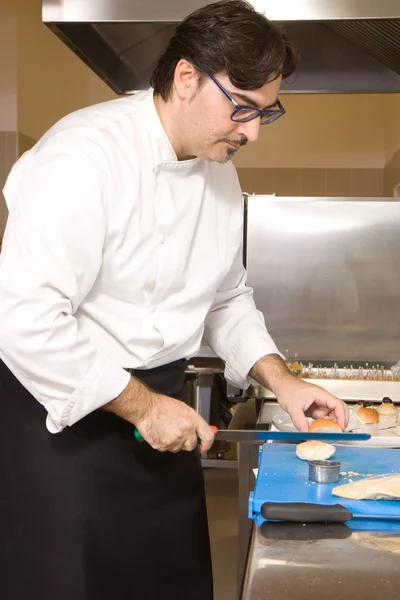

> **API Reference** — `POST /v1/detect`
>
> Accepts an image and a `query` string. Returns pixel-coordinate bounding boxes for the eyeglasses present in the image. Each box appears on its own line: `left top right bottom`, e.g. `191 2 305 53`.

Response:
208 74 285 125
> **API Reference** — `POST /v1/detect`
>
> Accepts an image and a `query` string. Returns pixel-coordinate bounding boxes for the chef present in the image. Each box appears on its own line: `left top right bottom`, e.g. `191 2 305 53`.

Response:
0 1 349 599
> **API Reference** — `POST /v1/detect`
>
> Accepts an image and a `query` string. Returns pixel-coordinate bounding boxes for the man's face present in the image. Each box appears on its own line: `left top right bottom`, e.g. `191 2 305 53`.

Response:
187 73 282 163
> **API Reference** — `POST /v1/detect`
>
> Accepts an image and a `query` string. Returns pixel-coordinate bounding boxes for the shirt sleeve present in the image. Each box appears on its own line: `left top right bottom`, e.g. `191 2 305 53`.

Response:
203 240 284 390
0 143 130 433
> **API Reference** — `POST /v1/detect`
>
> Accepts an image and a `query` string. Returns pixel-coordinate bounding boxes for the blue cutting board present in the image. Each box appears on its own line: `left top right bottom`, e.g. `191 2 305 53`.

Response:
249 444 400 531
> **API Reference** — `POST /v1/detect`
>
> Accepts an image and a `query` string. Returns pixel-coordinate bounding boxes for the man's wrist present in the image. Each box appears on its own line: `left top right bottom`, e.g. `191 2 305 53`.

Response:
103 376 155 424
250 353 298 396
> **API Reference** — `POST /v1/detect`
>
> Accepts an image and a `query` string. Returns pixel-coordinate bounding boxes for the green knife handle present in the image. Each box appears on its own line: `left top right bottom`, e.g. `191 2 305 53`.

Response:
133 426 218 444
261 502 353 523
134 428 145 442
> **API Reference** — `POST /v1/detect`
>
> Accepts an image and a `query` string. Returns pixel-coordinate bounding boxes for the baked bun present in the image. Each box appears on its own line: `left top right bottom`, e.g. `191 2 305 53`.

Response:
378 404 398 416
377 399 398 428
377 398 398 416
296 440 336 461
356 405 379 425
309 418 343 433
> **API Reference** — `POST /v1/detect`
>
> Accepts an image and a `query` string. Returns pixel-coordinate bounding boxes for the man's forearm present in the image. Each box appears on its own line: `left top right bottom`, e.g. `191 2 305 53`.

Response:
250 353 297 396
103 376 155 424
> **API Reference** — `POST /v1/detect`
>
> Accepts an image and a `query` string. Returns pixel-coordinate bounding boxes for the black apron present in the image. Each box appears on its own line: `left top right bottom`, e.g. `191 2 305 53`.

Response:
0 359 213 600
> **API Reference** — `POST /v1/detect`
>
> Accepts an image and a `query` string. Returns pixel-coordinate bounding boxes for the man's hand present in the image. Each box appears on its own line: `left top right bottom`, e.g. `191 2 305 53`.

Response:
250 354 349 432
133 393 215 453
270 377 349 432
104 377 215 453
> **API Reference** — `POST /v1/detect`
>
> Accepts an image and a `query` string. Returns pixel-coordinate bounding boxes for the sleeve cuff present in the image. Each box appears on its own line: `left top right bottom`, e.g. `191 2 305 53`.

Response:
46 358 131 433
224 336 285 390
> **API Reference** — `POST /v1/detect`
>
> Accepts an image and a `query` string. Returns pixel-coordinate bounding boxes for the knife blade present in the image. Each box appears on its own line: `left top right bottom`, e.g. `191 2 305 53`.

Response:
211 429 371 442
133 426 371 443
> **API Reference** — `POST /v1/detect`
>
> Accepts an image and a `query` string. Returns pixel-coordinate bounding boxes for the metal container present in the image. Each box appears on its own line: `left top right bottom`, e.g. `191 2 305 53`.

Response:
308 460 341 484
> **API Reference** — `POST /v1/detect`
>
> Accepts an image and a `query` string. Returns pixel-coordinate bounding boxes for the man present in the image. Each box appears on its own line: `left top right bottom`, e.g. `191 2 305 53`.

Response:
0 1 348 599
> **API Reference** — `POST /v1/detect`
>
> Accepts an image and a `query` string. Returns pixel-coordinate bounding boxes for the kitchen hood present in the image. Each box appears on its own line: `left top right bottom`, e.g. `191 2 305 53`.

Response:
43 0 400 94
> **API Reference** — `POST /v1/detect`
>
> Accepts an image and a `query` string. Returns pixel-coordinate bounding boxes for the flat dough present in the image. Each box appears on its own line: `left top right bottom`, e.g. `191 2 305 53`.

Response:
296 440 336 461
332 474 400 500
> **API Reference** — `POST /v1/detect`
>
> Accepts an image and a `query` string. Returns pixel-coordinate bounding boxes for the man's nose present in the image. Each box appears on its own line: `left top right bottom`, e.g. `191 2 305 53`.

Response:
235 117 261 143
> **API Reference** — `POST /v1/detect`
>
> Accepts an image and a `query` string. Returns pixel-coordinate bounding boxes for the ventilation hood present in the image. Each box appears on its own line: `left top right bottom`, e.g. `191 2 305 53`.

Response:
43 0 400 94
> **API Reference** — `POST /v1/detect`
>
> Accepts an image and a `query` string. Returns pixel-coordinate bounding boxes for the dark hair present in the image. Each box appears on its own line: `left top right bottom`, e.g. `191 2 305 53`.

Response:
151 0 299 100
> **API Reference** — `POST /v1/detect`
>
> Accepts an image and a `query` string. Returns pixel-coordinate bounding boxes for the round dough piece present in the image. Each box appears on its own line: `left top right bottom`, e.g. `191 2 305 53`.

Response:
378 402 397 417
377 400 398 428
296 440 336 461
356 406 379 425
309 418 343 433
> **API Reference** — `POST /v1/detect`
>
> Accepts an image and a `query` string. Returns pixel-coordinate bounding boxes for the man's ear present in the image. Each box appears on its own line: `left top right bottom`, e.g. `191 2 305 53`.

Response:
173 59 201 100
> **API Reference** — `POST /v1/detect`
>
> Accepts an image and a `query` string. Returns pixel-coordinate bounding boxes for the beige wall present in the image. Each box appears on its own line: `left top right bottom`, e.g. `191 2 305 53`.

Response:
233 94 385 170
383 149 400 197
383 94 400 197
17 0 117 148
384 94 400 164
234 93 400 197
237 167 383 197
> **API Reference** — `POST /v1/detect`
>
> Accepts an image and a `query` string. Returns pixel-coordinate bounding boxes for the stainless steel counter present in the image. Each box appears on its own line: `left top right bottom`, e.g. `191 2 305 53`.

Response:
241 522 400 600
236 401 400 599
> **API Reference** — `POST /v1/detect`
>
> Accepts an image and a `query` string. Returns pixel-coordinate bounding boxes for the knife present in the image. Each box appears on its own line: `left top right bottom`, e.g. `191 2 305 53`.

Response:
261 502 400 523
133 426 371 443
210 428 371 442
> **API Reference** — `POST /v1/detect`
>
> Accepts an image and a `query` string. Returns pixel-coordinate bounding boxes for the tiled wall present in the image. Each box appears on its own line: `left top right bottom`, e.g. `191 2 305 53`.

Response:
0 131 18 236
237 168 384 197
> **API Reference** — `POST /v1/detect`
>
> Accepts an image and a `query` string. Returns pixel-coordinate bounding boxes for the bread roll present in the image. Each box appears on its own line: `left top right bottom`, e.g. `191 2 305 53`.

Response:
296 440 336 461
309 418 343 433
377 398 398 428
378 405 398 417
378 398 397 416
356 405 379 425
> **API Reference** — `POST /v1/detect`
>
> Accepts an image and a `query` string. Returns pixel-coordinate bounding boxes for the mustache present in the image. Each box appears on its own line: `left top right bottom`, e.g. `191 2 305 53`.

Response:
221 137 248 147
